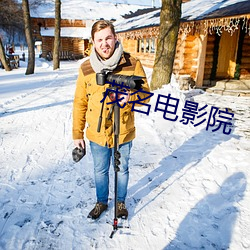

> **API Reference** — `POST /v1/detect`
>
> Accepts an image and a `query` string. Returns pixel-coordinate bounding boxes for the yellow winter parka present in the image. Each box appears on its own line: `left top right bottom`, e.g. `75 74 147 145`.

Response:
72 52 151 148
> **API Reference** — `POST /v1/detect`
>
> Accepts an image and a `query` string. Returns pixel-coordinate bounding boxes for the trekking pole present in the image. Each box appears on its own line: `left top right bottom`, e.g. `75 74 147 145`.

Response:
110 101 121 238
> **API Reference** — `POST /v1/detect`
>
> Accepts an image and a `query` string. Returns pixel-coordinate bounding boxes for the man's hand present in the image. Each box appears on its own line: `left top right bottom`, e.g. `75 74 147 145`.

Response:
74 139 85 149
119 90 130 105
72 139 86 162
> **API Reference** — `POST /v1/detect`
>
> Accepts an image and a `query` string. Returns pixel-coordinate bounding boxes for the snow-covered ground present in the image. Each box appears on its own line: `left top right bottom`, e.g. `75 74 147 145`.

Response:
0 50 249 250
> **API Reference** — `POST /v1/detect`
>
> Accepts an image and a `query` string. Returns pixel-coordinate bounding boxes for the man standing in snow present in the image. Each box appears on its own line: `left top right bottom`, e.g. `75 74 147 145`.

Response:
72 20 150 220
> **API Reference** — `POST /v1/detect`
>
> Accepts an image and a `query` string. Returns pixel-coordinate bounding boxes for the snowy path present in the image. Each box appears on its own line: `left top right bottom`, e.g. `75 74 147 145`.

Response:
0 59 250 249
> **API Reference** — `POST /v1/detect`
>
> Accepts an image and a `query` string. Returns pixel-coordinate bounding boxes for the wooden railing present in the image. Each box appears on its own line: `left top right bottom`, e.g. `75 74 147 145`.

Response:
46 51 82 61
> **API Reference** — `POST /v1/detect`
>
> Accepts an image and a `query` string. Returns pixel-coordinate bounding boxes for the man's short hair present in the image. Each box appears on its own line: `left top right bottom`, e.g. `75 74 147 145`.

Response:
91 20 116 40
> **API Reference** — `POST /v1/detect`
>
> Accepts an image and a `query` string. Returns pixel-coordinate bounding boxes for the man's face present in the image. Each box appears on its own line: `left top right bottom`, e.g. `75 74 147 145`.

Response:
93 27 117 60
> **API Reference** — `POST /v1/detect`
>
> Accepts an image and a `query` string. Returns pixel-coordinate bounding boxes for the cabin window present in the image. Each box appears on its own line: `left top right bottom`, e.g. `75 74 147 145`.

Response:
137 39 140 53
146 38 150 53
137 38 156 54
137 39 143 53
150 38 155 53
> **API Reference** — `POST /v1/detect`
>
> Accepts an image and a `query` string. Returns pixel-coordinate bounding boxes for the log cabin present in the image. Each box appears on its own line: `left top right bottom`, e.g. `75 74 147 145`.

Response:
30 1 152 61
31 18 92 60
115 0 250 90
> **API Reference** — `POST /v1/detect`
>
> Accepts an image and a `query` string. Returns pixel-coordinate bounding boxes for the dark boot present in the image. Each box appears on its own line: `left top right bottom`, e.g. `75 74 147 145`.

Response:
87 202 108 220
117 202 128 219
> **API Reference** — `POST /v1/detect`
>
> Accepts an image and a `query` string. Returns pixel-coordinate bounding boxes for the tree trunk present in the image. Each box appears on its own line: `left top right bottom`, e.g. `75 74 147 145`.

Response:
53 0 61 70
151 0 182 90
22 0 35 75
0 37 11 71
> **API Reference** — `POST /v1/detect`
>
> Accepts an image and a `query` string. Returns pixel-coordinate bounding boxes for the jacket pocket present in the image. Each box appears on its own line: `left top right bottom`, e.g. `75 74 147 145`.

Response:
120 109 135 133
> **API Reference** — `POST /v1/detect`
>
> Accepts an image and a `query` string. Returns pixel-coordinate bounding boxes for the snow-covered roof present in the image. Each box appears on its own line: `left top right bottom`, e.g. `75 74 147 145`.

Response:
182 0 250 21
115 8 160 32
115 0 250 33
30 0 151 20
40 27 91 39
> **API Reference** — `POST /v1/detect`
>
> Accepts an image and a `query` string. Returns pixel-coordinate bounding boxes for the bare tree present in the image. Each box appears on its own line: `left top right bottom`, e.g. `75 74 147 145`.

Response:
53 0 61 70
151 0 182 90
0 0 23 71
0 0 24 37
29 0 47 8
22 0 35 75
0 37 11 71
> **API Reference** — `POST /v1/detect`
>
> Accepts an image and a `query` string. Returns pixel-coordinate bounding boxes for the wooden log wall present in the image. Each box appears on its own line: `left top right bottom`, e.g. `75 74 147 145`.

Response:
134 53 156 68
61 38 74 52
120 31 200 76
121 39 137 54
41 37 87 58
183 35 198 79
72 38 88 55
173 34 185 75
120 38 156 68
41 37 53 58
32 18 86 29
173 34 199 80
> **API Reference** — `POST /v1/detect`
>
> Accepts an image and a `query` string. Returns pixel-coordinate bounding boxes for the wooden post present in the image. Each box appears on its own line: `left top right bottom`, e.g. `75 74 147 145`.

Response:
144 38 146 54
195 32 207 87
139 39 142 53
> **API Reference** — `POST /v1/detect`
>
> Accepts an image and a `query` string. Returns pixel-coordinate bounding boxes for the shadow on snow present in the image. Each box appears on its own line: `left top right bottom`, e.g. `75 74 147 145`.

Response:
164 172 247 249
127 125 243 248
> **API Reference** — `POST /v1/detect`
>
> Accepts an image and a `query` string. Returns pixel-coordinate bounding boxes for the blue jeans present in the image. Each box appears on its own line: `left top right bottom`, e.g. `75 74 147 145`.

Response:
90 140 132 205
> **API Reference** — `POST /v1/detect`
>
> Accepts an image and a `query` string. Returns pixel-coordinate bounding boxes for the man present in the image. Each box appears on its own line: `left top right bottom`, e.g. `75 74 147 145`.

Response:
72 20 150 220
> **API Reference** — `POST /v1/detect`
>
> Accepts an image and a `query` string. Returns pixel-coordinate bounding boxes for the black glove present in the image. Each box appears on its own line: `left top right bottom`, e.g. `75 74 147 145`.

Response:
72 146 86 162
